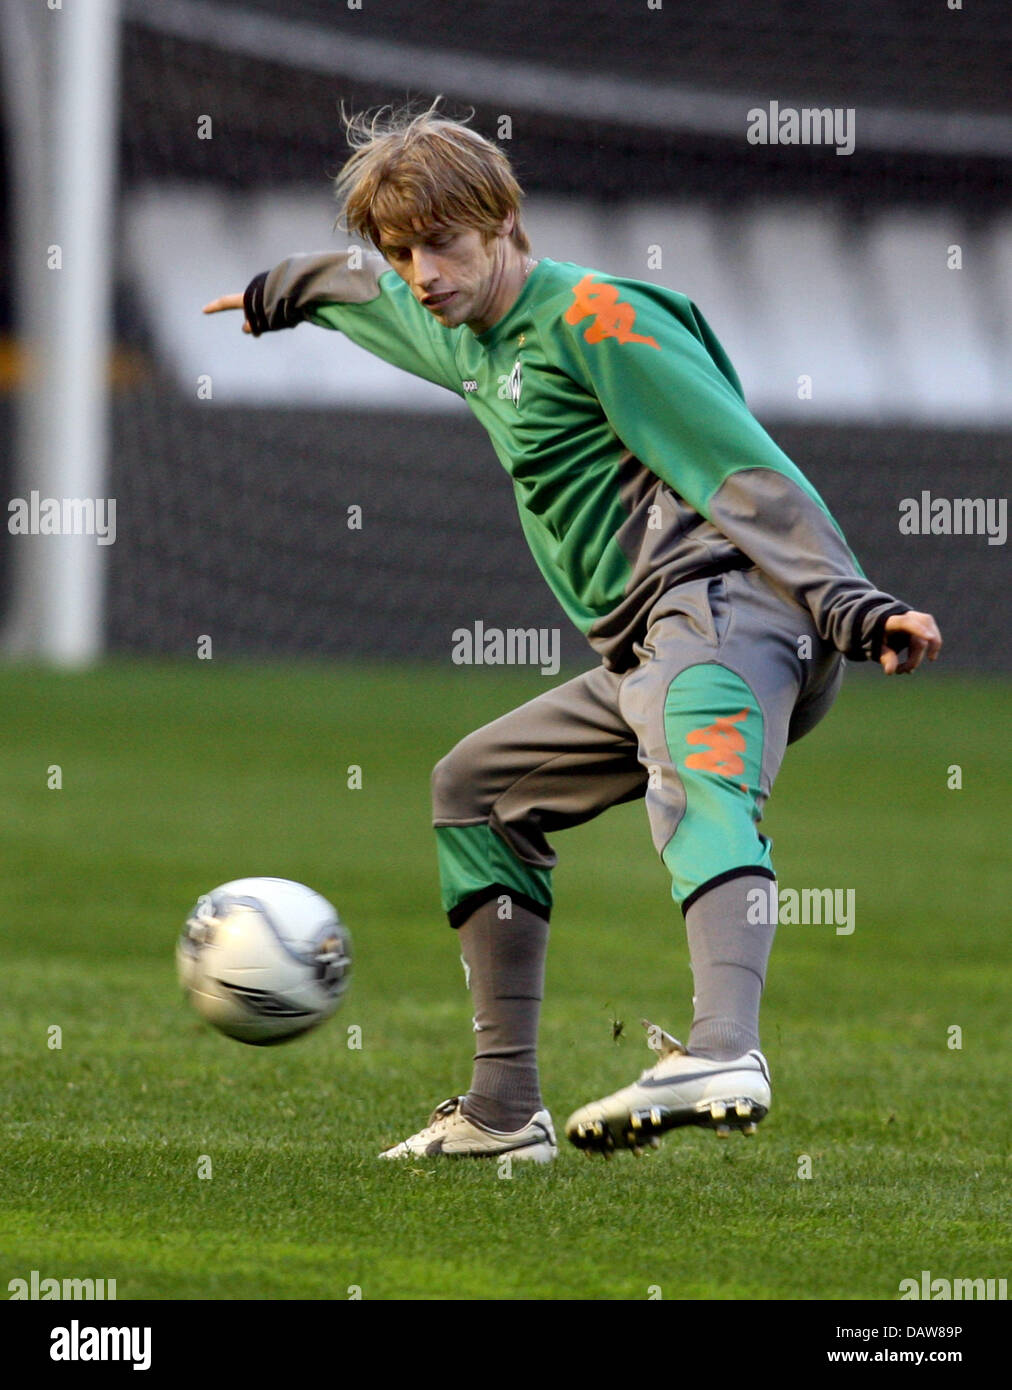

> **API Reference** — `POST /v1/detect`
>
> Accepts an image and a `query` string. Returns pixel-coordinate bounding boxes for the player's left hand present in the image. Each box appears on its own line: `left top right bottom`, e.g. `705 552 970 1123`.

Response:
879 611 942 675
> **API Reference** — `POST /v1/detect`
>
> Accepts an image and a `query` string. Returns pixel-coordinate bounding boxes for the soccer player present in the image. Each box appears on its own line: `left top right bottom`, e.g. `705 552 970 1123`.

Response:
204 103 941 1161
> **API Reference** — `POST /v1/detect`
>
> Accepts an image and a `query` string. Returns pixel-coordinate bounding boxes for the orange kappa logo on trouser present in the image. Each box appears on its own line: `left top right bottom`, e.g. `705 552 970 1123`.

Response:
564 275 661 350
684 709 750 777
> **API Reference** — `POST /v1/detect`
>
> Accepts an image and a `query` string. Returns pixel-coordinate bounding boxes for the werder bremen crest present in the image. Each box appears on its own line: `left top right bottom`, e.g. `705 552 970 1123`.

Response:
498 358 523 408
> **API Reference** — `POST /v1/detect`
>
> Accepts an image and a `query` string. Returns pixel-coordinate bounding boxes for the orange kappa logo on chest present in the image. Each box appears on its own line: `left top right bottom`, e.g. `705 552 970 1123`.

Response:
564 274 660 350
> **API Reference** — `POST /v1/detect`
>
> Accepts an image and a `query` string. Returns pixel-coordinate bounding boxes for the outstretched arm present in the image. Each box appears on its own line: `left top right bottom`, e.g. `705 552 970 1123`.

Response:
201 250 464 395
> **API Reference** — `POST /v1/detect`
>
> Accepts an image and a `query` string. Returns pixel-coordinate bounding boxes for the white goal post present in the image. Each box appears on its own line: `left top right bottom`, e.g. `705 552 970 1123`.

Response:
1 0 120 665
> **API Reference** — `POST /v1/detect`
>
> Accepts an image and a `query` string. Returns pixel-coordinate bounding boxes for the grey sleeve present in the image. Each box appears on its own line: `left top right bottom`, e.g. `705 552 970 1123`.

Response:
243 250 387 334
708 468 911 662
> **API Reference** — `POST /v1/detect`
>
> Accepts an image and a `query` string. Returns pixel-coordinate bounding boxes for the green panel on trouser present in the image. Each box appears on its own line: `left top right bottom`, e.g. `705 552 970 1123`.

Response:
661 664 772 904
435 823 554 916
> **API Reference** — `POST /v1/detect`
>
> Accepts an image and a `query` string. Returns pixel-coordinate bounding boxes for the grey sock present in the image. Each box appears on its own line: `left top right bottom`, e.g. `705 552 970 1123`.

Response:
685 874 777 1061
456 896 548 1132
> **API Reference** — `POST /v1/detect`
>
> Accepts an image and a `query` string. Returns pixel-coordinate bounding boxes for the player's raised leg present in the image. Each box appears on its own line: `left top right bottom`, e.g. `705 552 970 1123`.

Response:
567 569 843 1153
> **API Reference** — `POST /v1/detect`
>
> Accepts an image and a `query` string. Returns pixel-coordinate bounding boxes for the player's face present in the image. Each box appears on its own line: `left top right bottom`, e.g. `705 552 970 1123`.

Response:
376 220 510 333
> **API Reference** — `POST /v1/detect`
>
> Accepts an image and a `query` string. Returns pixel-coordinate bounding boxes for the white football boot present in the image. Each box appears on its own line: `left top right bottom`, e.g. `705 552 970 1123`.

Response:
379 1097 557 1162
566 1020 771 1155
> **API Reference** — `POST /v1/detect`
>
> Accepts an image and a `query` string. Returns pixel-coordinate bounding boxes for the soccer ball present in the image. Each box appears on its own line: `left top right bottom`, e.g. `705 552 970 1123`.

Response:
176 877 351 1045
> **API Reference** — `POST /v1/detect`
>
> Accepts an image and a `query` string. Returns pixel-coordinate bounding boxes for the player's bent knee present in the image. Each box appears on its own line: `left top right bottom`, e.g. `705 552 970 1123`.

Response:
431 739 484 823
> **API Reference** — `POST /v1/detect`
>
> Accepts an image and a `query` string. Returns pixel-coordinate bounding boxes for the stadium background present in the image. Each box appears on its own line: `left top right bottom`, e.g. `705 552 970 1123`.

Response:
0 0 1009 668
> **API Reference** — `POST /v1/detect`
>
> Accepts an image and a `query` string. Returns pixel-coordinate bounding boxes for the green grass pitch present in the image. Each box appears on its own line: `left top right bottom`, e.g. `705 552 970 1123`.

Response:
1 660 1008 1300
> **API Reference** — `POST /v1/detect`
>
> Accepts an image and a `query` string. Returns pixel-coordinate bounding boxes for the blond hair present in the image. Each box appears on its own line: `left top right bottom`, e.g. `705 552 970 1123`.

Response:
334 99 531 255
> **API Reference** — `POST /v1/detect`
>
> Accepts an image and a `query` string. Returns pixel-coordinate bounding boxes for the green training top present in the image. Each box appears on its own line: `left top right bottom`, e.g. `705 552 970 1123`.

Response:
247 251 907 669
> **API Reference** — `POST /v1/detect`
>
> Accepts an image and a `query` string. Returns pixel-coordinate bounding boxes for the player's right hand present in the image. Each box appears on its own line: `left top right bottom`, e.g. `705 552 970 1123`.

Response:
202 293 251 332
